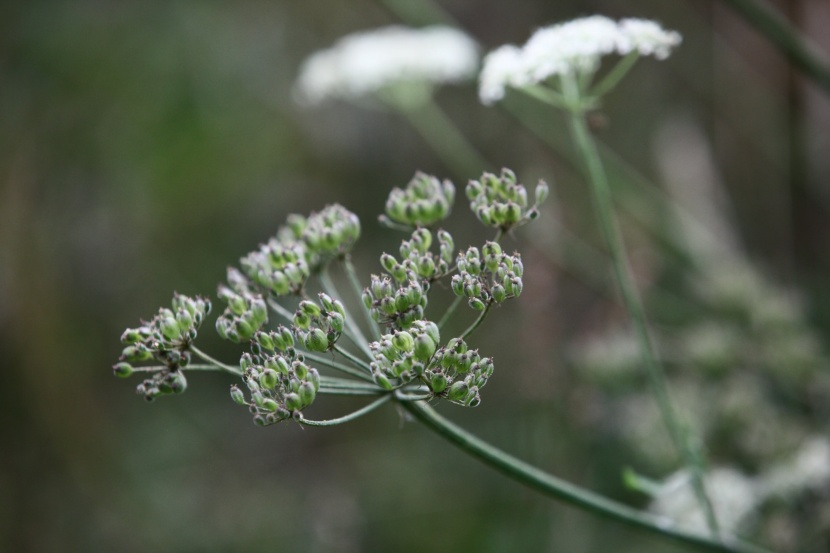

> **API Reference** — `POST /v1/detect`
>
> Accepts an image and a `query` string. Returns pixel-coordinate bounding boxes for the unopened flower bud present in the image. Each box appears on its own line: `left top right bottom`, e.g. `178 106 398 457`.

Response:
284 392 303 412
112 362 133 378
299 381 316 406
230 385 247 405
448 381 468 402
259 369 279 390
304 328 329 352
431 373 448 393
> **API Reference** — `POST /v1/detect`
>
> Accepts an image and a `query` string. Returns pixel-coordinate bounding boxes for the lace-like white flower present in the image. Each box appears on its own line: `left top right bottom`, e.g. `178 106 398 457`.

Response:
479 16 681 104
296 25 479 104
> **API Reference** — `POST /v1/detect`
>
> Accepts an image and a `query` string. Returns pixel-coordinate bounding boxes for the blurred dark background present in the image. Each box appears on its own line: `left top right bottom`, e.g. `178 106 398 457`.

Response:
2 0 830 551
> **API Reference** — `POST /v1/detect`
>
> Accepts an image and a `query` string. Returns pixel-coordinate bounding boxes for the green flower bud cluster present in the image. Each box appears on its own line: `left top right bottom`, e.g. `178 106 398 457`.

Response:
466 168 548 230
452 242 523 310
230 340 321 426
292 293 346 352
427 338 493 407
278 204 361 268
381 227 455 284
116 293 210 401
215 283 268 343
380 172 456 228
239 241 310 297
362 272 428 330
369 320 440 389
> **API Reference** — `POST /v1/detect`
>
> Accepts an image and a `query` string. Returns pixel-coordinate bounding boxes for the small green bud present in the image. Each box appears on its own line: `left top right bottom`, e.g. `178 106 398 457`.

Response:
293 361 310 380
299 381 316 406
392 331 415 353
304 328 329 352
299 300 321 318
431 373 448 393
113 362 134 378
284 392 303 411
261 398 279 412
259 369 279 390
121 345 152 363
230 385 247 405
492 284 507 303
293 310 311 330
120 328 143 345
468 297 486 311
413 333 436 362
448 381 468 402
374 372 393 391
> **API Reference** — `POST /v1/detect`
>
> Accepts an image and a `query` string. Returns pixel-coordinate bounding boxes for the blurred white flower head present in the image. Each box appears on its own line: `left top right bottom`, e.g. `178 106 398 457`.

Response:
479 16 681 104
295 25 479 105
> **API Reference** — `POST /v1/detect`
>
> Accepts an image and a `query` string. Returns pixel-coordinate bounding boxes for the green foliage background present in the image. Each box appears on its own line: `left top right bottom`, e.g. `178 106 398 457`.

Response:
2 1 829 551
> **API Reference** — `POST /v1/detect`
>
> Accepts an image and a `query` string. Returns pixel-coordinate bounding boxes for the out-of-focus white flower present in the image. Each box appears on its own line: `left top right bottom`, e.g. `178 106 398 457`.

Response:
295 25 479 104
650 467 759 534
479 16 681 104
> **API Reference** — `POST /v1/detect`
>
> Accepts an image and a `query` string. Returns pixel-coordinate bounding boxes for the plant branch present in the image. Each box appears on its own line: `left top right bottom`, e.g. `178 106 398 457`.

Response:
303 350 375 382
401 401 771 553
342 254 383 340
299 395 391 426
189 346 242 376
319 268 374 358
562 74 720 538
459 301 493 341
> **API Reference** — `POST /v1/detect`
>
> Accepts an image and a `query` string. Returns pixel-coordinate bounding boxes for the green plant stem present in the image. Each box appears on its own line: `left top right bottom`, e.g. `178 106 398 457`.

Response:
342 254 382 340
562 76 720 538
299 395 391 426
333 344 374 374
398 98 492 178
303 350 375 382
189 346 242 376
267 298 295 324
590 52 640 98
459 301 493 341
437 295 463 331
401 401 770 553
319 268 374 358
319 375 382 391
720 0 830 95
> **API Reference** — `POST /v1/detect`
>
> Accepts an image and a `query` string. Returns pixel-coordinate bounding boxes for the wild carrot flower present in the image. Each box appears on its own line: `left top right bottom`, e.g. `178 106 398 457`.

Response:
296 25 479 104
479 16 681 104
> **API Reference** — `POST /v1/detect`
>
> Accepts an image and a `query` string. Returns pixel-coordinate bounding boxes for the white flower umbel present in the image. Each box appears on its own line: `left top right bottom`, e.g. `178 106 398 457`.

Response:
296 25 479 105
478 16 681 105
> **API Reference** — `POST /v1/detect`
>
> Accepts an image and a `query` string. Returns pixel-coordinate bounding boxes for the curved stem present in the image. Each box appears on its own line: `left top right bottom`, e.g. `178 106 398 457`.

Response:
319 268 374 358
318 387 385 397
562 74 720 538
437 295 463 331
342 255 382 340
401 401 770 553
189 346 242 376
590 52 640 98
459 301 493 341
267 298 295 324
298 395 391 426
303 350 375 383
333 344 374 374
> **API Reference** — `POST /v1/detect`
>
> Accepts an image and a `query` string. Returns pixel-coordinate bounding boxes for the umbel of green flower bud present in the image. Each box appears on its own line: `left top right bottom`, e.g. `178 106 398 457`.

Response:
466 168 548 231
215 285 268 343
291 293 346 352
381 227 455 284
369 320 441 389
452 242 523 310
239 241 310 297
363 272 428 330
116 293 210 401
426 337 493 407
279 204 361 267
380 172 456 228
231 342 321 426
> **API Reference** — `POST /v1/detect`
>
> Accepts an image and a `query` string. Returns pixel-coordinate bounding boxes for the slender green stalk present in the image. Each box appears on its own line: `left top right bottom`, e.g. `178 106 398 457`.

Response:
401 401 771 553
299 395 391 426
319 375 382 392
397 98 492 177
333 344 374 373
437 295 463 331
319 268 374 358
189 346 242 376
561 75 720 538
303 350 375 382
267 298 295 324
342 254 382 340
720 0 830 95
459 301 493 341
590 52 640 98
